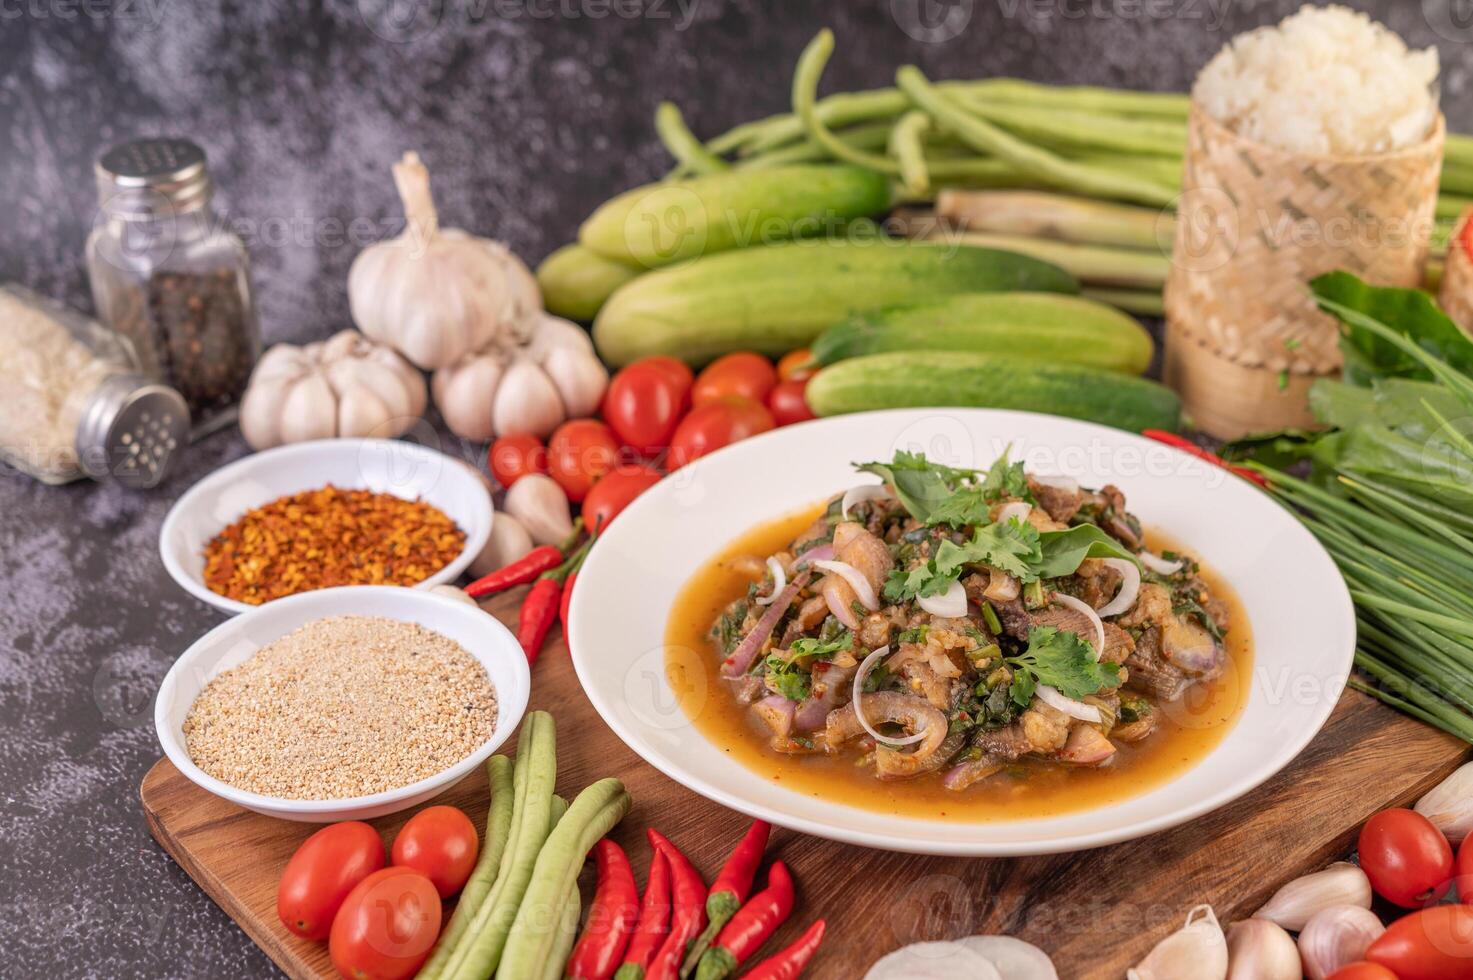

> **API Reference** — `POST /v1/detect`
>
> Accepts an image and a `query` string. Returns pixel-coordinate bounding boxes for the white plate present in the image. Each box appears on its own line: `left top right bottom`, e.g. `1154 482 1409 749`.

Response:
160 438 492 615
155 586 529 822
568 409 1355 856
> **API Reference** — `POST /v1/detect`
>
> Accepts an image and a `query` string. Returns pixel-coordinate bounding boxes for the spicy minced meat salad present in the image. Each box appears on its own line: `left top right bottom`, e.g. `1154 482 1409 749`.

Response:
709 450 1230 790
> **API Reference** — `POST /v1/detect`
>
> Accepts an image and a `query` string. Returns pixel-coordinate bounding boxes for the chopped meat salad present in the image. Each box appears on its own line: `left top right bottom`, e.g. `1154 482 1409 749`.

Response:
708 450 1231 791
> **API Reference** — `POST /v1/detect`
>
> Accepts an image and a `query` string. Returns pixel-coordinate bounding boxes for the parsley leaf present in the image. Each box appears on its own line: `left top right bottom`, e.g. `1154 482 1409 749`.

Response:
1007 626 1121 707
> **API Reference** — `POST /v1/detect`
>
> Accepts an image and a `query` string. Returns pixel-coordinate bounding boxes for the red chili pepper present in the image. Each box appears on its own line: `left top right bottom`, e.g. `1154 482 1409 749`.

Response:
560 570 578 638
567 839 640 980
516 535 595 663
614 848 671 980
1142 429 1268 488
465 544 562 598
693 862 795 980
739 920 825 980
645 829 707 980
680 820 771 976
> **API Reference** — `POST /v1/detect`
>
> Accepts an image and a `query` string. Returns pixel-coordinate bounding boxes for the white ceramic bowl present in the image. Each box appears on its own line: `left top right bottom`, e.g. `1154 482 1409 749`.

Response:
568 409 1355 856
155 586 530 822
160 438 492 615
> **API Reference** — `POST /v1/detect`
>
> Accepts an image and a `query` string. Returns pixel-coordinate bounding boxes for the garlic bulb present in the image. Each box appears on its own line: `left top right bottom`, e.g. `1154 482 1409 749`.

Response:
1253 862 1373 931
1129 905 1228 980
504 473 574 547
1297 906 1384 980
470 512 535 578
429 584 479 607
433 312 608 441
239 329 426 450
1226 919 1301 980
1416 761 1473 844
349 152 540 369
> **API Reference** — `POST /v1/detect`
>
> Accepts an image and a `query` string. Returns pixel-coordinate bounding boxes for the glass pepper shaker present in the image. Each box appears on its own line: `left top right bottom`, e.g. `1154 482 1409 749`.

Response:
85 137 260 437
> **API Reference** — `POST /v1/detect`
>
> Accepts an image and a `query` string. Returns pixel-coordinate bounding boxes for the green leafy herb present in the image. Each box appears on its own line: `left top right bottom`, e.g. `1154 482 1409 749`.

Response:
979 449 1032 504
1006 626 1121 708
711 600 749 655
1173 595 1224 642
855 449 1031 526
766 666 810 702
787 631 854 664
940 519 1042 580
1312 271 1473 385
861 664 890 693
883 563 958 603
1032 524 1139 579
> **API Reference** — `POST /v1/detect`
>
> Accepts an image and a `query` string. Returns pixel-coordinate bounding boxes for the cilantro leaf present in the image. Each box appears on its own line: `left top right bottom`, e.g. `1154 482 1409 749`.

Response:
1007 626 1121 706
1033 525 1139 579
767 666 810 702
979 449 1033 504
787 631 854 663
882 563 956 603
938 519 1042 581
924 485 991 528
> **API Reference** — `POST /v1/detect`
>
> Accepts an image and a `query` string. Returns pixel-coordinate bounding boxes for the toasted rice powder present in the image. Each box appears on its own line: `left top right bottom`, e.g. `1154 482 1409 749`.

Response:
182 615 497 800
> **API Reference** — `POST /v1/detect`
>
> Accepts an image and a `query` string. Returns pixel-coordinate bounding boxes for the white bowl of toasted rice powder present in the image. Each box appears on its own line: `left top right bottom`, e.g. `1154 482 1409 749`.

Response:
155 586 530 822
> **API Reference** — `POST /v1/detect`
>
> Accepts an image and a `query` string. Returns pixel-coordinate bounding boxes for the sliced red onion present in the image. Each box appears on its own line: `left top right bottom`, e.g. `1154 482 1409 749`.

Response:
1095 558 1141 618
1035 684 1102 723
755 556 786 606
721 571 810 679
1139 549 1185 575
841 483 889 518
995 501 1032 525
1031 473 1080 494
852 646 926 747
814 559 879 612
918 578 967 618
1050 591 1105 658
794 543 835 568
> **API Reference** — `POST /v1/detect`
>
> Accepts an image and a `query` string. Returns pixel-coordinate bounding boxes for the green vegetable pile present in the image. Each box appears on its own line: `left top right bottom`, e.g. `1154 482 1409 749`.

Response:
1238 273 1473 743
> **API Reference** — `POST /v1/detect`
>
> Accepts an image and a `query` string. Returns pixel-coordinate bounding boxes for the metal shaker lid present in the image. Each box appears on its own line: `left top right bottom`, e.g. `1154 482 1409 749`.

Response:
95 138 212 218
75 373 190 489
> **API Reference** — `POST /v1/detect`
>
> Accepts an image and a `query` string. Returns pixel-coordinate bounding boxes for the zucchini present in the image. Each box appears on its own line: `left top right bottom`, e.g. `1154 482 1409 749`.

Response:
593 239 1077 366
579 165 891 268
811 293 1153 374
806 351 1181 432
536 244 641 321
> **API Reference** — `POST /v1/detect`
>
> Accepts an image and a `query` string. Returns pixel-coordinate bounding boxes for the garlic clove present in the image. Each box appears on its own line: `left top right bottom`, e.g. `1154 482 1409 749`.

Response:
956 936 1058 979
277 373 338 445
336 385 394 439
1226 919 1301 980
1253 862 1373 931
543 346 609 420
471 512 535 578
504 473 574 547
239 376 293 450
1296 906 1384 980
1415 761 1473 845
1129 905 1228 980
491 358 566 440
434 352 505 443
528 311 596 358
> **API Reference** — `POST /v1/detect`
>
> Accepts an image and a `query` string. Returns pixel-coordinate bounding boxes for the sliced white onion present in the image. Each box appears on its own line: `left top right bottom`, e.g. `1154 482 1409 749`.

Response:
995 501 1032 525
1139 549 1185 575
1050 591 1105 658
917 578 967 618
841 483 889 518
1095 558 1141 618
755 556 786 606
1031 473 1080 494
814 559 879 611
852 646 926 747
1034 684 1103 723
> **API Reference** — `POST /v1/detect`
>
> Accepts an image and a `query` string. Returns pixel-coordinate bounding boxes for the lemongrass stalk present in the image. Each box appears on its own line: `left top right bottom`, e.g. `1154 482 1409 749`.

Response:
1081 286 1165 316
655 102 729 175
935 189 1173 251
921 229 1168 287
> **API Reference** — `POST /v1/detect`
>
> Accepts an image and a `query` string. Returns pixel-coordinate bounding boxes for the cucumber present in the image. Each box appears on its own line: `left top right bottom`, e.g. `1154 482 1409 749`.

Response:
593 239 1078 367
806 351 1181 432
811 293 1153 374
579 165 891 268
536 244 641 321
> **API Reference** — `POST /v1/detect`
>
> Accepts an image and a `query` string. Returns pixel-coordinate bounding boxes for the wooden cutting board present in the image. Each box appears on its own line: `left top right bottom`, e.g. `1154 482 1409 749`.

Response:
142 588 1468 980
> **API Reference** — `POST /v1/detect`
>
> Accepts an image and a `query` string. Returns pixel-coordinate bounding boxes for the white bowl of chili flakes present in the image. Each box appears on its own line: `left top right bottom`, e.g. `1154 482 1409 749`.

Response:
160 438 493 615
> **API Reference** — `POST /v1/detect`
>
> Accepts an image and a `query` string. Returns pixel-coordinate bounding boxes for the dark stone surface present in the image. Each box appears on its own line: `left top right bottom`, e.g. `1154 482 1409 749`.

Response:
0 2 1468 976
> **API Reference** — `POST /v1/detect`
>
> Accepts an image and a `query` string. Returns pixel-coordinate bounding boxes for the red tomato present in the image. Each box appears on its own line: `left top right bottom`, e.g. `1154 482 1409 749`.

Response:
603 361 686 455
1326 964 1399 980
1459 833 1473 903
777 348 816 382
692 352 777 407
489 433 548 488
1367 904 1473 980
766 378 815 426
329 867 442 980
669 396 774 469
390 805 479 899
1359 808 1454 908
547 419 621 502
582 466 662 532
639 356 694 408
277 821 385 941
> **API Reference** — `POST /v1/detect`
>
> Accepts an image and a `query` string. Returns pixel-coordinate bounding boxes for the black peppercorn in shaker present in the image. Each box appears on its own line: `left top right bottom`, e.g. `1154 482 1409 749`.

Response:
85 137 260 437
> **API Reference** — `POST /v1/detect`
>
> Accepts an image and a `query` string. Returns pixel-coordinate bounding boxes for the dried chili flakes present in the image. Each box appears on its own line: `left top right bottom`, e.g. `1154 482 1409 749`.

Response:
202 485 466 604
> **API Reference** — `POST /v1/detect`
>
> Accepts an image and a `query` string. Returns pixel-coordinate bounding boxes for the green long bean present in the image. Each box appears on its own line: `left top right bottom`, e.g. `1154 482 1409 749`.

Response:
655 102 729 176
890 111 931 196
791 31 900 174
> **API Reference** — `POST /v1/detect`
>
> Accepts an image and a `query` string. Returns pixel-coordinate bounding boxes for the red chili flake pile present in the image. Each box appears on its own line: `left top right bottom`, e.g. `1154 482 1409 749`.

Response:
202 485 466 604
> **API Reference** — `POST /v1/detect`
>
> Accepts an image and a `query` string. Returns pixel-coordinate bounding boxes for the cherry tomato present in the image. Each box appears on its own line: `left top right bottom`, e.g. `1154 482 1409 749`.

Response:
1359 808 1454 908
1367 904 1473 980
547 419 621 502
692 352 777 407
766 378 815 426
329 867 442 980
639 356 694 408
489 433 548 489
669 396 774 469
603 361 686 455
277 821 385 941
582 465 662 532
777 348 816 382
390 805 479 899
1326 964 1399 980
